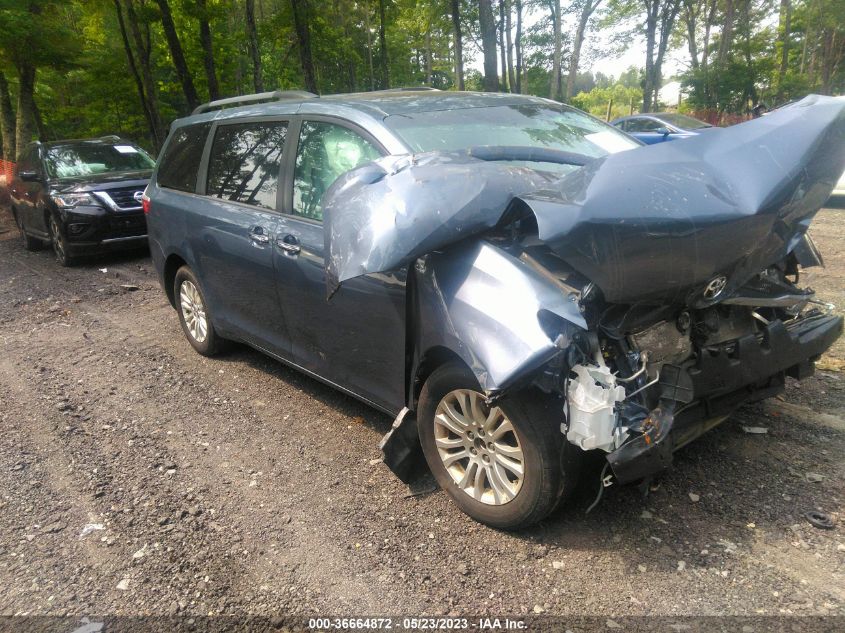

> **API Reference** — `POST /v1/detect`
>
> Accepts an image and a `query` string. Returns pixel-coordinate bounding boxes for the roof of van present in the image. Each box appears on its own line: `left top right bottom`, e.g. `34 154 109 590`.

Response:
179 90 557 126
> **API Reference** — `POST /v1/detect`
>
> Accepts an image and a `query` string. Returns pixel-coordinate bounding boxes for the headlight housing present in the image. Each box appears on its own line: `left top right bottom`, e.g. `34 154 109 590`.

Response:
51 192 97 208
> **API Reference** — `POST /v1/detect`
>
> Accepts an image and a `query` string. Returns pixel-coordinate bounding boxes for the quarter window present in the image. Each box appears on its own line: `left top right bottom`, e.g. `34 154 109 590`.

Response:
292 121 380 221
206 121 287 209
157 122 211 192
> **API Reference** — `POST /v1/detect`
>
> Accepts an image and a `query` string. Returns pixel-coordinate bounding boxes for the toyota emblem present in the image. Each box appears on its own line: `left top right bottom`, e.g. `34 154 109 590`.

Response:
703 275 728 299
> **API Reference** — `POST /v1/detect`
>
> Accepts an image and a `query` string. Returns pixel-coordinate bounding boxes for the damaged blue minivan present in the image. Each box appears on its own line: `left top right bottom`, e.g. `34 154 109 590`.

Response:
145 90 845 529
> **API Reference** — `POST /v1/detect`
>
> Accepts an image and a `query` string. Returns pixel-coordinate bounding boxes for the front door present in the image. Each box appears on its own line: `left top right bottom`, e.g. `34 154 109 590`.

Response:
186 119 290 352
273 119 407 412
13 145 47 236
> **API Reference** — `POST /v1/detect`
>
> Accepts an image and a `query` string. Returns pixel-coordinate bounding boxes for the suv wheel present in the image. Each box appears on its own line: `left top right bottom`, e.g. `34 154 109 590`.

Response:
174 266 224 356
418 362 581 529
13 208 43 251
49 215 76 266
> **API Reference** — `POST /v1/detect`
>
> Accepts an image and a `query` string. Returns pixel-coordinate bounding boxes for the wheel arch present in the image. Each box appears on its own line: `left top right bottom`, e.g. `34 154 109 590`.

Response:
409 345 473 412
162 253 188 308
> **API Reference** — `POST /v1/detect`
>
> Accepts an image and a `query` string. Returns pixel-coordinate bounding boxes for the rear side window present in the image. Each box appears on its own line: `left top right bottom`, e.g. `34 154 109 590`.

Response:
156 122 211 192
206 121 287 210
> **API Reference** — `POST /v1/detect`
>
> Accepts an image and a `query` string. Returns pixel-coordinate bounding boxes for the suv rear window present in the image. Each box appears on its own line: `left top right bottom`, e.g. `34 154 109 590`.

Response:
206 121 287 210
157 122 211 192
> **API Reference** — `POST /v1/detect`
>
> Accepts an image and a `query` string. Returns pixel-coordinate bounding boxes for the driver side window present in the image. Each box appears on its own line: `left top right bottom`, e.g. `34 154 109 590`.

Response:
627 118 662 133
292 121 380 221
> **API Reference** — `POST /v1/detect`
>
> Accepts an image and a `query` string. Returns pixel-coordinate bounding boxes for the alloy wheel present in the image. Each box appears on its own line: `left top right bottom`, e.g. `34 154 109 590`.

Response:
179 280 209 343
433 389 524 505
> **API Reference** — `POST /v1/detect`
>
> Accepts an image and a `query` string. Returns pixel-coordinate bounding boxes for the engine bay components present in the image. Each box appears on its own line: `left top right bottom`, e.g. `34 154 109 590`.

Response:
565 355 627 452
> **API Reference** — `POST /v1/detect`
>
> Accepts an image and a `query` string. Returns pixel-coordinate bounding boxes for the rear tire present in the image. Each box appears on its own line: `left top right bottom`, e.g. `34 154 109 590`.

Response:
418 362 580 529
13 208 43 251
174 266 225 356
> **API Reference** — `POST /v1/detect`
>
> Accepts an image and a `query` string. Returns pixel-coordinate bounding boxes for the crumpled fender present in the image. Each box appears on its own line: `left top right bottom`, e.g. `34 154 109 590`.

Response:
412 240 586 394
322 152 554 297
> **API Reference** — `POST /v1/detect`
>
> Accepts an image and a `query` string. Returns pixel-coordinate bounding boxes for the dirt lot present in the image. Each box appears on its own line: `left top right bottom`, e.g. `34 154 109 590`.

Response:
0 206 843 626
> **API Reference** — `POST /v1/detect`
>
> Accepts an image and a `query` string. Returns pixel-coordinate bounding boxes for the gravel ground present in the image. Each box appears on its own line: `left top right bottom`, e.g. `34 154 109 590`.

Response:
0 206 843 628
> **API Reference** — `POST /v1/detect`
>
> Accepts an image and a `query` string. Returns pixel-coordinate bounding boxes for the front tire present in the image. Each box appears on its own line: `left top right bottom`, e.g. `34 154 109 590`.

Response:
49 214 76 266
418 362 580 529
174 266 224 356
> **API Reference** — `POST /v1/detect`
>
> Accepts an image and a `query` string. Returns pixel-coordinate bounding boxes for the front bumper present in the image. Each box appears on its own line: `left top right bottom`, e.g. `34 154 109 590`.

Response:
608 312 843 484
61 205 148 255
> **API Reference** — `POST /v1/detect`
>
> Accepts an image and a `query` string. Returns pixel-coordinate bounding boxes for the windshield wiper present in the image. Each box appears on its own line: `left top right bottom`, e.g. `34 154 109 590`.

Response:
466 145 594 166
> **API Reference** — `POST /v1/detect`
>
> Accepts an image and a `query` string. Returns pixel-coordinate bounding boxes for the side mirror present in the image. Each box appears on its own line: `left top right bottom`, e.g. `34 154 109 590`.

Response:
18 170 41 182
654 127 671 136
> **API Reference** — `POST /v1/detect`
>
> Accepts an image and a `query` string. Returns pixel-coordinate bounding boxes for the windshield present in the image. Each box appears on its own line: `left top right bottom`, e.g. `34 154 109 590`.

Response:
384 103 639 172
45 143 155 179
657 113 712 130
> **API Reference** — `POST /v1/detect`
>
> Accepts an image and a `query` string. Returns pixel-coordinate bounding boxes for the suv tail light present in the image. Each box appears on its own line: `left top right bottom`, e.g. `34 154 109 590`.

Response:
142 193 151 215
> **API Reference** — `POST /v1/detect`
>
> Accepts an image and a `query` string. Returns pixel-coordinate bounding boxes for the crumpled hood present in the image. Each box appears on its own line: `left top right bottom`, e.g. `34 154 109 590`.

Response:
323 95 845 305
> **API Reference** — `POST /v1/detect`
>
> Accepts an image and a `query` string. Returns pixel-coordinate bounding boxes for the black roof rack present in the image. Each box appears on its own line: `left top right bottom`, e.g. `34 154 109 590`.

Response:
192 90 318 115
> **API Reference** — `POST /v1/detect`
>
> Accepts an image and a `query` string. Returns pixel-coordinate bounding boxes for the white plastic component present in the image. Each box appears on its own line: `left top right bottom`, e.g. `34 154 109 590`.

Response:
565 355 627 452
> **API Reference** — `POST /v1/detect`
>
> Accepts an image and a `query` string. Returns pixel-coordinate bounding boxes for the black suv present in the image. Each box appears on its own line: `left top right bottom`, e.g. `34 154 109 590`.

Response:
9 136 154 265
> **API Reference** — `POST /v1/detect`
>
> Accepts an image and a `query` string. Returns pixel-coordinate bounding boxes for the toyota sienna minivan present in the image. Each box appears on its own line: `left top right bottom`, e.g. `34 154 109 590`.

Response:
145 89 844 529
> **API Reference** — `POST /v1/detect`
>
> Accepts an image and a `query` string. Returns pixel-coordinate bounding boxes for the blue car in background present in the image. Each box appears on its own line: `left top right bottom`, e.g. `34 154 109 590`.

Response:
611 112 714 144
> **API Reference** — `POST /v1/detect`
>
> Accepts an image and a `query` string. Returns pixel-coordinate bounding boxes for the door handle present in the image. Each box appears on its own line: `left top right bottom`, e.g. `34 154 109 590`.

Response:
249 227 270 245
277 235 301 255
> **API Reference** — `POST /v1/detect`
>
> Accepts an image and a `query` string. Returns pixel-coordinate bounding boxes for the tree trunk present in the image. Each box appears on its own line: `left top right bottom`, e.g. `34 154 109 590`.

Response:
245 0 264 92
776 0 791 95
515 0 523 93
197 0 220 100
378 0 390 89
425 27 433 85
717 0 735 67
565 0 601 101
450 0 464 90
0 71 16 161
682 0 699 70
652 0 681 109
549 0 561 100
479 0 499 91
364 5 375 90
124 0 164 148
115 0 156 147
155 0 200 111
505 0 516 92
642 0 658 112
14 61 36 160
290 0 318 93
702 0 716 107
498 0 508 91
641 0 680 111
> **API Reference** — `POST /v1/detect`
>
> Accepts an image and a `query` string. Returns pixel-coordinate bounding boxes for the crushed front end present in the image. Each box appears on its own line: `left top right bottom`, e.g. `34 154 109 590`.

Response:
548 245 842 484
321 95 845 487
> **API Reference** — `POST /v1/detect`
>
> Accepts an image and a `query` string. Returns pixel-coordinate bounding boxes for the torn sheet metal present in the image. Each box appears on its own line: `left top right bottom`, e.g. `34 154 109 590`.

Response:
413 240 586 393
322 152 555 296
323 95 845 306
